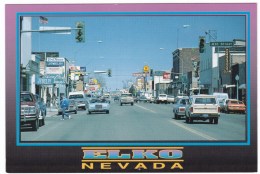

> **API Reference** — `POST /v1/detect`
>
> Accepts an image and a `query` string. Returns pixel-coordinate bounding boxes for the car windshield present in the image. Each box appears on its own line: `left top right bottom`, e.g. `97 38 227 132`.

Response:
69 94 84 99
21 94 33 102
195 98 216 104
121 94 132 97
230 100 241 104
90 99 107 103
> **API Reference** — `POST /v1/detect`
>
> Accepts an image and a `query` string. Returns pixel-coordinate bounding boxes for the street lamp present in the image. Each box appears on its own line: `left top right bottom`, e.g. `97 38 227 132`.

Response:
177 24 190 49
235 75 239 100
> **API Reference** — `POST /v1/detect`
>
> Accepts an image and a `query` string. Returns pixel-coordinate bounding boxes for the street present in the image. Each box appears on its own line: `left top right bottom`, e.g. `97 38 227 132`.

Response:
21 101 246 142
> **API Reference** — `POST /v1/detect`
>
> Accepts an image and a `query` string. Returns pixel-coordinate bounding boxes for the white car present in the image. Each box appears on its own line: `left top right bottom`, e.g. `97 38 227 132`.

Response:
88 98 110 114
156 94 168 104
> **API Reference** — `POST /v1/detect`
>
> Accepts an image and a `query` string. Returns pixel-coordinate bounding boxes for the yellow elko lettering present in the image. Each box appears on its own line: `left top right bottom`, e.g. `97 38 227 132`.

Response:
118 163 130 169
134 163 147 170
101 163 111 170
171 163 183 170
153 163 165 169
82 163 93 170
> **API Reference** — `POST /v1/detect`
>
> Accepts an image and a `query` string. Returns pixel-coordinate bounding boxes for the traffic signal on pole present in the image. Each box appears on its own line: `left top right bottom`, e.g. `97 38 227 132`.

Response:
108 69 112 77
199 36 205 53
150 69 153 77
75 22 85 43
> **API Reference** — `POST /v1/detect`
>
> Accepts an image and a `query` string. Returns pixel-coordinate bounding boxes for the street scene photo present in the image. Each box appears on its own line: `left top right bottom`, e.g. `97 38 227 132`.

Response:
19 14 247 142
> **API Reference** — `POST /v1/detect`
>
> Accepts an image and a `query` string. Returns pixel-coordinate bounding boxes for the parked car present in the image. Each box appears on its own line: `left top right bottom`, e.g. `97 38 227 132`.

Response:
120 93 134 106
34 94 47 126
20 91 40 131
167 95 175 104
58 99 78 115
172 97 189 119
223 99 246 114
88 98 110 114
156 94 168 104
69 91 88 110
185 95 220 124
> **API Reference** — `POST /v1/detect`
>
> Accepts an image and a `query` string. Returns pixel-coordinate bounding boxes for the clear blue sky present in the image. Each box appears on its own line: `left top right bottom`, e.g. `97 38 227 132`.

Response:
31 14 246 90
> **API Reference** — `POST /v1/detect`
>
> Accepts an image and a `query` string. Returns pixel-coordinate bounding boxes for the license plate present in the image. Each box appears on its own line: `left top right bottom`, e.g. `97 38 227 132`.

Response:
95 105 102 109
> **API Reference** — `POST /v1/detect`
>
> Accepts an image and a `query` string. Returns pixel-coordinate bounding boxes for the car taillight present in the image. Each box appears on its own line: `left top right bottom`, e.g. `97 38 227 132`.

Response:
179 108 185 112
190 107 193 112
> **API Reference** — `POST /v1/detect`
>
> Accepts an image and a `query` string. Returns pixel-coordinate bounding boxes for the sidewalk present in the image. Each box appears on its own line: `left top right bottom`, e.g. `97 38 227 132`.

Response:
46 106 58 117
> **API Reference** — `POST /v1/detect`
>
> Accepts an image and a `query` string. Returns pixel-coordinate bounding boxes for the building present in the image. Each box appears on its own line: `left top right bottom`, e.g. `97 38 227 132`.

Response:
200 39 246 94
171 48 200 96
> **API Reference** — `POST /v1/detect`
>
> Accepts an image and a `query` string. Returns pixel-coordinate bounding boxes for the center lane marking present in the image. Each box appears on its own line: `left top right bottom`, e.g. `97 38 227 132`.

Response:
134 104 157 113
170 120 218 140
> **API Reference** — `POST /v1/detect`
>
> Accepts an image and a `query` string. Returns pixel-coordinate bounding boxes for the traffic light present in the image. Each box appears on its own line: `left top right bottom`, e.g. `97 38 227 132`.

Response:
75 22 85 43
108 69 112 77
150 69 153 77
199 36 205 53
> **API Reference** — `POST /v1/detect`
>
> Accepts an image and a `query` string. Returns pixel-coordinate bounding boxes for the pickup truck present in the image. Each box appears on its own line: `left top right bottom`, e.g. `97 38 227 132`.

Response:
120 93 134 106
20 91 40 131
185 95 220 124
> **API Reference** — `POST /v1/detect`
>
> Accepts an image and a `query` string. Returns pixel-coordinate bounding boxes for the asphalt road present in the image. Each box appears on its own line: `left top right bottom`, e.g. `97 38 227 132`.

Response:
21 101 246 142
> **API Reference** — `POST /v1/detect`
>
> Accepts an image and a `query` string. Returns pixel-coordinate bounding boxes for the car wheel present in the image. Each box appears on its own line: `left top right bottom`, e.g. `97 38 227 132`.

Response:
185 117 189 123
32 119 39 131
214 118 219 124
227 109 230 114
83 106 87 110
106 110 109 114
75 110 77 114
120 103 122 106
131 103 133 106
88 111 91 114
189 117 193 124
209 118 213 124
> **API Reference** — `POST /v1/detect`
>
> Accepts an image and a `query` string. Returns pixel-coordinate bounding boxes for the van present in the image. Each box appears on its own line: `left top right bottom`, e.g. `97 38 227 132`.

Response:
213 92 229 111
68 91 87 110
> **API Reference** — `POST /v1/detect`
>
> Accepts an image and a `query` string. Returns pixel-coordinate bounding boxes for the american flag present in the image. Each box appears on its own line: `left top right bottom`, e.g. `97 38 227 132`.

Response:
39 16 48 24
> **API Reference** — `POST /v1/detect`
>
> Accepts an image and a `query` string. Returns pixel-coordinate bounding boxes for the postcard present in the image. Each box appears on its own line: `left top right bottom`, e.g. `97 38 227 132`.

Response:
5 3 257 172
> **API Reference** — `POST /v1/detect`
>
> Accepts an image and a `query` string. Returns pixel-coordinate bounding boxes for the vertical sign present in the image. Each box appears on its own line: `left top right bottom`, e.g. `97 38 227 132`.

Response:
224 48 230 73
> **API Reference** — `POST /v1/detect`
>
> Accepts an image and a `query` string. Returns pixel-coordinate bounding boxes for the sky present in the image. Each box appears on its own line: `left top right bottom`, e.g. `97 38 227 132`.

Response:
31 14 246 90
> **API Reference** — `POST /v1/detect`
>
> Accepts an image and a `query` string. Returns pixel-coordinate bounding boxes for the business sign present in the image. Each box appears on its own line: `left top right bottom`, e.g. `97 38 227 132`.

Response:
163 72 171 79
46 61 64 67
143 65 150 73
132 72 144 77
36 78 54 85
46 67 63 74
80 67 86 72
224 48 230 73
210 42 234 47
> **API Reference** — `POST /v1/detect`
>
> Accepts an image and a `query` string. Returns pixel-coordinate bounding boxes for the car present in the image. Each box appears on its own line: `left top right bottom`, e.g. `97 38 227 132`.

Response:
113 95 120 102
34 94 47 126
223 99 246 114
58 99 78 115
185 95 220 124
119 93 134 106
138 95 148 103
172 97 189 119
88 98 110 114
156 94 168 104
20 91 40 131
68 91 88 110
147 96 155 103
167 95 175 104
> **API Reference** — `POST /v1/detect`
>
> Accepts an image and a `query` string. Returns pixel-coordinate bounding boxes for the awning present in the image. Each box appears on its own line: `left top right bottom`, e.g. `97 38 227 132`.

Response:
239 84 246 89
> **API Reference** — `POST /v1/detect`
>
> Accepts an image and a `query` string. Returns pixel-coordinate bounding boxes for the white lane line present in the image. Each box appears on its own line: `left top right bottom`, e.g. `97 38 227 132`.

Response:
170 120 218 141
135 104 157 113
